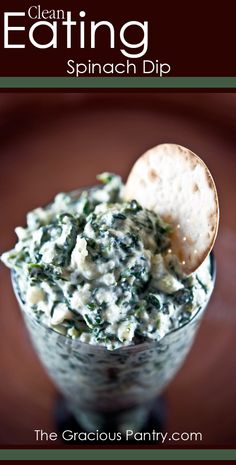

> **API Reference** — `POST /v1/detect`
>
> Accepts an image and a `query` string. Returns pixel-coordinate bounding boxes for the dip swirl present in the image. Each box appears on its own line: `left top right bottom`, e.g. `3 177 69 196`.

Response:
1 173 212 350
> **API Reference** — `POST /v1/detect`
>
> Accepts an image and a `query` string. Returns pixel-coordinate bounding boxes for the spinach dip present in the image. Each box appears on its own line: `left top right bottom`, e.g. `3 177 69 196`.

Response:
1 173 212 350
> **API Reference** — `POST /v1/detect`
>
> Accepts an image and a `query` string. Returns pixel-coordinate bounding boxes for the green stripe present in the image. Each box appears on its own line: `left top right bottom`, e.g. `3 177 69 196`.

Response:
0 449 235 460
0 77 236 88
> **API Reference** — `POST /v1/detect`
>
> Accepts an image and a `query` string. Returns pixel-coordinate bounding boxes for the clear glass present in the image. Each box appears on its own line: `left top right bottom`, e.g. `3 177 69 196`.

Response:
12 254 215 432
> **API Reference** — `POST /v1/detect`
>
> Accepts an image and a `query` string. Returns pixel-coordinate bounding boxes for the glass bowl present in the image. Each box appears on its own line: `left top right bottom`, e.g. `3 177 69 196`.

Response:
11 253 215 433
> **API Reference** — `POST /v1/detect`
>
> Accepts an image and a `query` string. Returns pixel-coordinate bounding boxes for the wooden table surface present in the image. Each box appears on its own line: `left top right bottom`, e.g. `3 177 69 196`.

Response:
0 93 236 446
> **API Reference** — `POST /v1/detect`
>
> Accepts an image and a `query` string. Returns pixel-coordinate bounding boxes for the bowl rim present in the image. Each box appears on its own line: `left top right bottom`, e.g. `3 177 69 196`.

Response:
11 252 216 354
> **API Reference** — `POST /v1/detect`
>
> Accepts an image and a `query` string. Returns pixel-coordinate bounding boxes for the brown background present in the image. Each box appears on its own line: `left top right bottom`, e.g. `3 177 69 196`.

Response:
0 93 236 446
1 0 236 76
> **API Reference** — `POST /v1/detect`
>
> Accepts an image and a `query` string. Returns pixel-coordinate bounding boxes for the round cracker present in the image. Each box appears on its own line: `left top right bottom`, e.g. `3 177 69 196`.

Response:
124 143 219 275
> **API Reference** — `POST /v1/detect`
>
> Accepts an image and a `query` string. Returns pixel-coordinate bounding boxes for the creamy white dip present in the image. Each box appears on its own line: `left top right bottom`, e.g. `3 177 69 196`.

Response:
1 173 212 350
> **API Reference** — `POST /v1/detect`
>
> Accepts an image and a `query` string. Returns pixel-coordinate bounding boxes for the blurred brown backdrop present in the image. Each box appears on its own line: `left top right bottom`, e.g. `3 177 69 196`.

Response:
0 93 236 446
